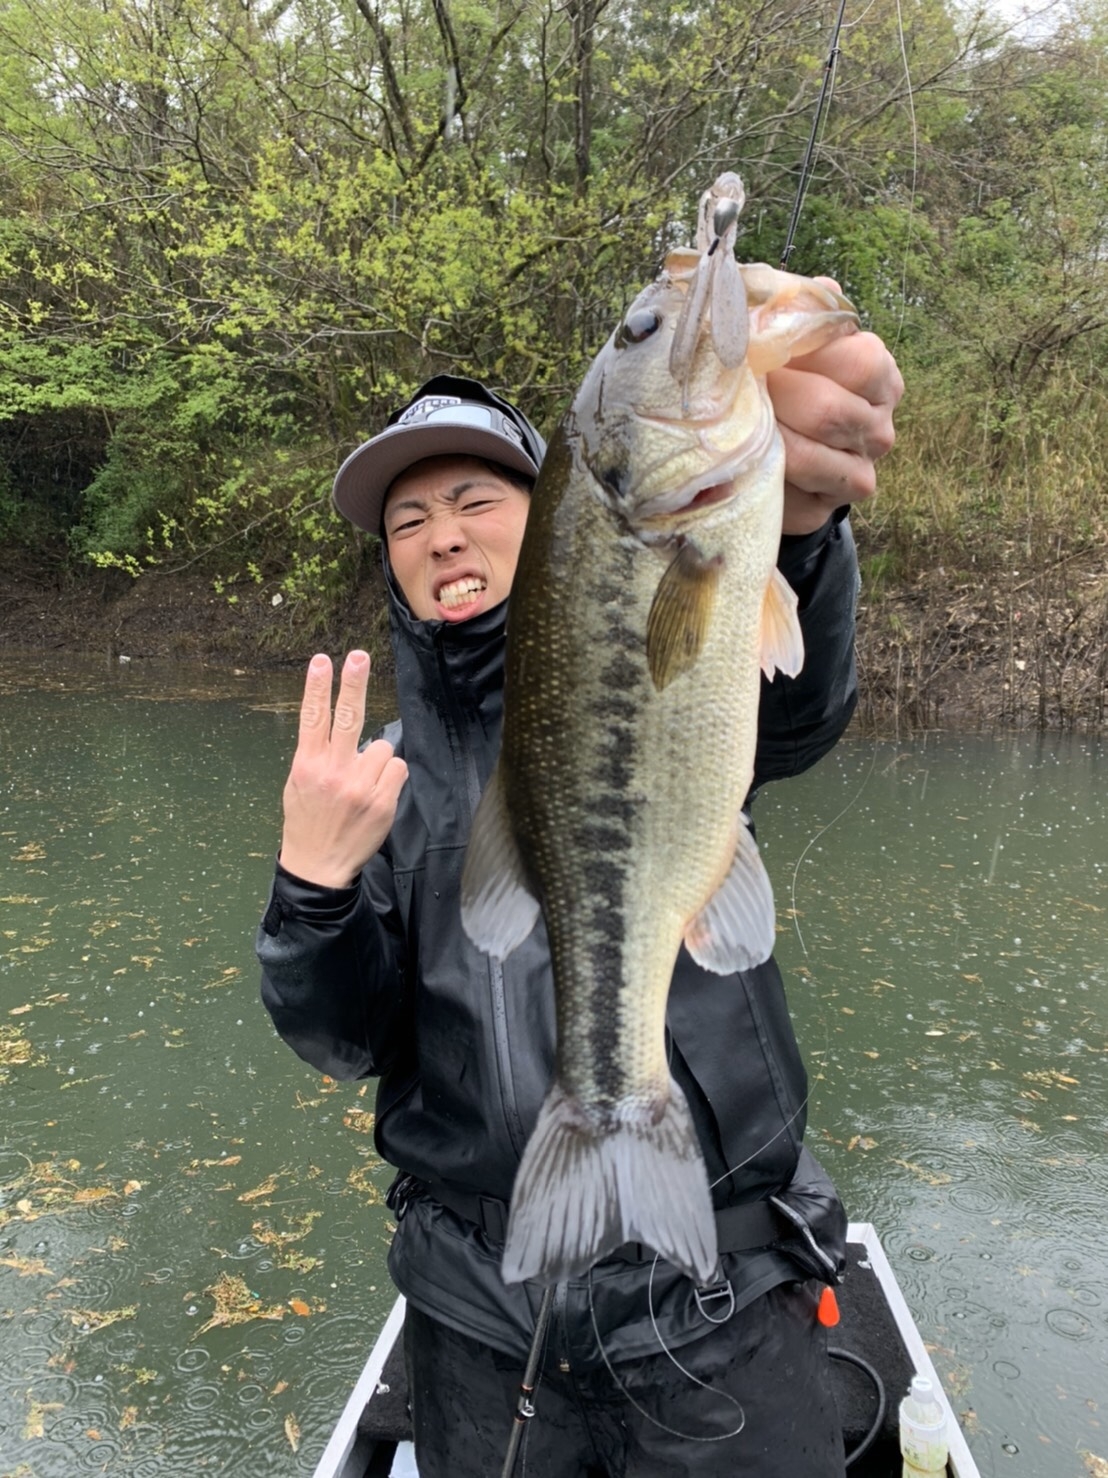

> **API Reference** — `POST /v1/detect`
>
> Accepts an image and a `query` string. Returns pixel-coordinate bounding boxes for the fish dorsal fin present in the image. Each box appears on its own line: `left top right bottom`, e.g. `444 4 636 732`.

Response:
645 541 724 692
684 815 776 973
460 764 541 961
760 566 804 681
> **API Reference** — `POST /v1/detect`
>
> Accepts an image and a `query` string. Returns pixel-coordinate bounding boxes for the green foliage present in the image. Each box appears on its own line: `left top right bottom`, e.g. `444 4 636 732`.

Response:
0 0 1103 627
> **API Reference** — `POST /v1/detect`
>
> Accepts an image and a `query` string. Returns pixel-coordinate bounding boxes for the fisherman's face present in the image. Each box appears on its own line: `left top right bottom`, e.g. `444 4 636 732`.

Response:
383 455 531 623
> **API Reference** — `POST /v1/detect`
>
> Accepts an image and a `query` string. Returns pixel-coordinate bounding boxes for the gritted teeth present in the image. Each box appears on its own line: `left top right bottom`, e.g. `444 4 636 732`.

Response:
438 575 487 609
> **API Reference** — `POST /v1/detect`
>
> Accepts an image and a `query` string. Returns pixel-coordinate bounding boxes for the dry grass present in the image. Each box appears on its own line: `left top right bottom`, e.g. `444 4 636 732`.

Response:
854 369 1108 733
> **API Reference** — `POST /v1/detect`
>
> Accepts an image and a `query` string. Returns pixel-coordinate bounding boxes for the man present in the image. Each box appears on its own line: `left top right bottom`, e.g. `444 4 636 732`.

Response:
259 324 902 1476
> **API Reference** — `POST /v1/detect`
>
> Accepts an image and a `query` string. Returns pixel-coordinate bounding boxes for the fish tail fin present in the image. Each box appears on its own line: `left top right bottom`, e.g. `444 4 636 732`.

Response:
501 1082 718 1287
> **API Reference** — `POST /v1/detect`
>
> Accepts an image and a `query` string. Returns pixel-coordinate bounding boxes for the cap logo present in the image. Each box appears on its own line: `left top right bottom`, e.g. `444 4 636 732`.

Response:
395 395 527 451
397 395 463 426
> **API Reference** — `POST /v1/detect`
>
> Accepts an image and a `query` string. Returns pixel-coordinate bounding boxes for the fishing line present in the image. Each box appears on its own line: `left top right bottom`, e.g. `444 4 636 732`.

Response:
702 742 881 1199
788 743 881 963
585 1264 746 1443
889 0 919 352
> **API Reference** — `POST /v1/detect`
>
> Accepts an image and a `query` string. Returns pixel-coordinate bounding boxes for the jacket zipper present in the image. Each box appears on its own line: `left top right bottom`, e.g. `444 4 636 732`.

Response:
434 632 528 1159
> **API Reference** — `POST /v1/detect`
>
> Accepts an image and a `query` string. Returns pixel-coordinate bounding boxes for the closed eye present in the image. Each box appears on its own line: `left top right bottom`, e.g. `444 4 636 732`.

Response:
387 513 427 537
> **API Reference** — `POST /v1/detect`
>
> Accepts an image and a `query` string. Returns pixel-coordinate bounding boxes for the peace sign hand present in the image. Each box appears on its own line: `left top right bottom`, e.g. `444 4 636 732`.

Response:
279 651 409 889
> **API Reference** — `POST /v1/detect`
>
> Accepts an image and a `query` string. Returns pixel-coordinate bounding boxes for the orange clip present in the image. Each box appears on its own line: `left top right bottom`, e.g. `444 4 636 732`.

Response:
817 1286 840 1328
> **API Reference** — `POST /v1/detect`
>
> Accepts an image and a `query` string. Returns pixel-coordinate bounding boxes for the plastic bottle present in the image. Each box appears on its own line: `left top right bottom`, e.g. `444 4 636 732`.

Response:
899 1374 949 1475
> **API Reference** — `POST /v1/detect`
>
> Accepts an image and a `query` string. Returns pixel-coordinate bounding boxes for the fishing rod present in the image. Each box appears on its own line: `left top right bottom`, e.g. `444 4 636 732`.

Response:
500 1284 557 1478
779 0 849 271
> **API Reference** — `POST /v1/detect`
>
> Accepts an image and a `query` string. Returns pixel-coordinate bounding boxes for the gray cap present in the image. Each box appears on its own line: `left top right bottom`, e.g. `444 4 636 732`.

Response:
332 375 545 534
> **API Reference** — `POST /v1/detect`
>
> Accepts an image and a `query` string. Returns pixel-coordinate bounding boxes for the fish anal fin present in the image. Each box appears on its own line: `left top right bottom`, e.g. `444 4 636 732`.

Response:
646 542 724 692
501 1082 718 1286
760 566 804 681
684 815 776 973
460 764 541 961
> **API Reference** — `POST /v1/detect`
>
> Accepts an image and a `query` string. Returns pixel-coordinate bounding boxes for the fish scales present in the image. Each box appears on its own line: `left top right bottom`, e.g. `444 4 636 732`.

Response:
461 172 859 1286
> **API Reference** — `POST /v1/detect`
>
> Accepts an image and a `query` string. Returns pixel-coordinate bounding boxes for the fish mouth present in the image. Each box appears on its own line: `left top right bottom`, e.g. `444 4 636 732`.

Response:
435 573 488 612
633 410 776 526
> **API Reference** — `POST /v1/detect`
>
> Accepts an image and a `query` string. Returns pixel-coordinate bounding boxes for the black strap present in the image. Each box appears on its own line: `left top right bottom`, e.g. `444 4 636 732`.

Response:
408 1177 789 1262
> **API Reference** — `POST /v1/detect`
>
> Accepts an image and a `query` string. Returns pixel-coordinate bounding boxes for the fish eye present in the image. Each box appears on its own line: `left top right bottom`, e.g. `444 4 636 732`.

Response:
616 309 661 348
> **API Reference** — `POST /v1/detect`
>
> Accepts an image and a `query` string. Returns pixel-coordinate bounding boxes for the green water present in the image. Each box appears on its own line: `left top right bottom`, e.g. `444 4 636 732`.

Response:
1 659 1105 1476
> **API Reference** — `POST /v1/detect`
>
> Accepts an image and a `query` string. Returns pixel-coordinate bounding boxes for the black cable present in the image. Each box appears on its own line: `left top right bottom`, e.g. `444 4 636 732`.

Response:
829 1346 888 1469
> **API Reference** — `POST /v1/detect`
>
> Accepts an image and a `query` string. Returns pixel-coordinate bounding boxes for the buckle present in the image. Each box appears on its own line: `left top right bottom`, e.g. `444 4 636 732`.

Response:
386 1173 420 1221
694 1275 735 1324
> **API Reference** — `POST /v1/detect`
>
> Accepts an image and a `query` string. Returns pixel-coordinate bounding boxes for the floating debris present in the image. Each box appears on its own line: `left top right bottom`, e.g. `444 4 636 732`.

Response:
66 1305 138 1334
285 1412 301 1451
195 1272 287 1337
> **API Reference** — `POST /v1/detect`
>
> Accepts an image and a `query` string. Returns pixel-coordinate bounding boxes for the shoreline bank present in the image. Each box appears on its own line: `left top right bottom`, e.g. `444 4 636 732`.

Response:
3 557 1105 735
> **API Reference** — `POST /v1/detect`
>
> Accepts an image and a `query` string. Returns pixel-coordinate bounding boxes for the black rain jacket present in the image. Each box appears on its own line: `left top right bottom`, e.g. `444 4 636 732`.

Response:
258 510 859 1366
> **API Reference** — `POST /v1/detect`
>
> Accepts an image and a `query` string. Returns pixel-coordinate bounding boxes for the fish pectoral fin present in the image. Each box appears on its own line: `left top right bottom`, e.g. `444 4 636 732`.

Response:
760 566 804 681
645 542 723 692
745 276 859 375
460 765 541 961
684 815 776 973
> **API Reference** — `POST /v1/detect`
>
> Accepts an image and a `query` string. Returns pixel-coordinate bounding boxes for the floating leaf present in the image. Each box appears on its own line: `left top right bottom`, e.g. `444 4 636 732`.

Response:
66 1305 137 1333
0 1254 54 1277
239 1175 280 1204
285 1413 301 1452
289 1298 311 1317
23 1399 63 1440
893 1159 952 1187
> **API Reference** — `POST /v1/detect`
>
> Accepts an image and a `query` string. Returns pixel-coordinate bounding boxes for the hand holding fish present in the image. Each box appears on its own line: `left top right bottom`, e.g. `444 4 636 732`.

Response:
769 300 905 536
280 651 409 889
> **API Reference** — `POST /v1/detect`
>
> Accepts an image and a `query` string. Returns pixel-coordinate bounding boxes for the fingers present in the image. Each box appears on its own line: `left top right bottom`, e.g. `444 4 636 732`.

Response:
361 739 410 816
279 659 408 888
295 651 370 758
770 368 882 461
783 330 905 420
330 650 370 758
779 421 877 502
769 327 904 536
296 653 334 755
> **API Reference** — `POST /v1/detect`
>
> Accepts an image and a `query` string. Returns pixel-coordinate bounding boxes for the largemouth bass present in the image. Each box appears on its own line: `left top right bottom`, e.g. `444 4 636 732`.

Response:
461 173 858 1287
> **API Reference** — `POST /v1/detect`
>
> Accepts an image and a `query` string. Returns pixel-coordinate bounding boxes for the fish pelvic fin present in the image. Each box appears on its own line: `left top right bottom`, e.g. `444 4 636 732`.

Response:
684 815 776 973
460 763 541 961
645 541 724 692
760 566 804 681
501 1082 718 1287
